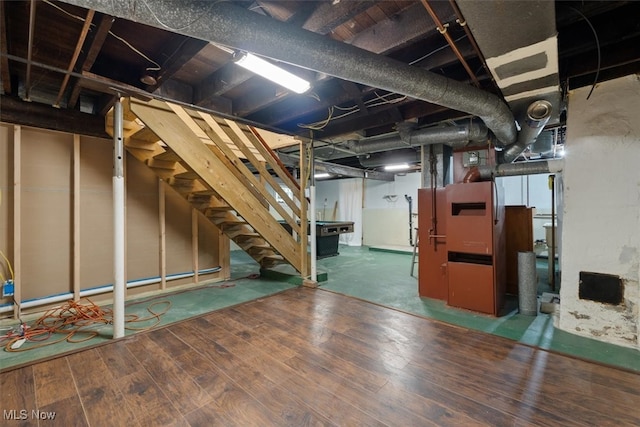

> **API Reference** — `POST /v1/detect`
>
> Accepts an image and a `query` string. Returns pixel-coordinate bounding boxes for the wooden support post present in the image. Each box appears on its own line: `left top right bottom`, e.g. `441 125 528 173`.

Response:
192 208 199 283
159 179 166 290
73 134 81 300
218 231 230 280
12 125 21 319
299 141 309 278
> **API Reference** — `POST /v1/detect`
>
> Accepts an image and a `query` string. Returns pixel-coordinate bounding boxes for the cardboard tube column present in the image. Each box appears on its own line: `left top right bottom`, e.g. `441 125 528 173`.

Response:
518 251 538 316
112 98 125 339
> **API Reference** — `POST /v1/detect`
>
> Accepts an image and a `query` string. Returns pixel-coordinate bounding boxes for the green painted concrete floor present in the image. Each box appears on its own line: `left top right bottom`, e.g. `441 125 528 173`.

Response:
2 245 638 373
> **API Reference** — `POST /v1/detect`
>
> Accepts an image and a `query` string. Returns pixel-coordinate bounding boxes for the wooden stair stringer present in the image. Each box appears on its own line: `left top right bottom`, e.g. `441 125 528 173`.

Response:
127 98 302 273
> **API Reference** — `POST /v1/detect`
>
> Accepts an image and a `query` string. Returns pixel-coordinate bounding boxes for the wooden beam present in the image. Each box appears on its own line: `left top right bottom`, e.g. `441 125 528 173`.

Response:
128 98 301 272
168 107 271 208
195 111 301 233
24 0 37 101
192 208 198 284
54 9 95 107
68 14 114 109
0 95 108 138
159 179 166 290
223 119 300 217
218 231 230 280
0 1 11 94
195 62 253 99
73 134 81 300
249 126 300 191
147 38 209 91
12 126 21 319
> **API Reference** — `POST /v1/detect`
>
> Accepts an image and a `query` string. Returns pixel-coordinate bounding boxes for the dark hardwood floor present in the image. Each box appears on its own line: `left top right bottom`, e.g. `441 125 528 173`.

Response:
2 287 640 426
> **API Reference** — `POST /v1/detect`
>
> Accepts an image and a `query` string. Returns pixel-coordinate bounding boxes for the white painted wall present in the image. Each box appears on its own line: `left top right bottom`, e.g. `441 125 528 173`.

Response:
315 177 363 246
362 172 421 247
559 75 640 349
498 174 554 242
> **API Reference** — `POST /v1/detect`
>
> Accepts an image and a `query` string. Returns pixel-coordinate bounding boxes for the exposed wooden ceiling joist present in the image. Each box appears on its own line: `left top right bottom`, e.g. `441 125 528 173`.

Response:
0 1 11 94
54 9 95 107
68 13 115 108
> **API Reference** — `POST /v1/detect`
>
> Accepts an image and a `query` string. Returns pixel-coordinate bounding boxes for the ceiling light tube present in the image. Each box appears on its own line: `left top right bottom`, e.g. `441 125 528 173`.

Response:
235 52 311 94
384 163 410 171
314 173 331 179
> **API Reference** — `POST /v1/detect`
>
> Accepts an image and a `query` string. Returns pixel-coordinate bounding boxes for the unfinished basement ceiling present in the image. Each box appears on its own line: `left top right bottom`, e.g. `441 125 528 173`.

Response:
1 1 639 172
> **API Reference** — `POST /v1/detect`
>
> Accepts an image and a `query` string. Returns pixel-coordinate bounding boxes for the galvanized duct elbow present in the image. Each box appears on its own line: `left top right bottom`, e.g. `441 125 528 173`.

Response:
60 0 518 146
345 120 488 155
500 100 553 163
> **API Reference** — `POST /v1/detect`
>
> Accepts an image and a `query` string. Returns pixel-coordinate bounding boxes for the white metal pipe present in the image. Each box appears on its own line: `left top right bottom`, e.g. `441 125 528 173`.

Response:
113 98 125 339
309 141 317 282
310 185 317 281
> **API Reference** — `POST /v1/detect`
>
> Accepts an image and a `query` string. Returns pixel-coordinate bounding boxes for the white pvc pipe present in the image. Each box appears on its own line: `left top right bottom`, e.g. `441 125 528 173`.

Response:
310 185 317 281
113 98 125 339
0 267 221 314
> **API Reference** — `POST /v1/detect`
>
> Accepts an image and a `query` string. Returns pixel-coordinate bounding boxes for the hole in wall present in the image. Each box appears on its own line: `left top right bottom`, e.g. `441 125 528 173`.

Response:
578 271 624 305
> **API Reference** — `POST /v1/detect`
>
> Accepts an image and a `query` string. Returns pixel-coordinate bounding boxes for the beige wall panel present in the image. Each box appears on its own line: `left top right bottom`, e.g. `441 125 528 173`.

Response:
126 153 160 282
198 213 219 270
165 187 192 277
0 124 13 308
79 136 114 290
21 128 72 300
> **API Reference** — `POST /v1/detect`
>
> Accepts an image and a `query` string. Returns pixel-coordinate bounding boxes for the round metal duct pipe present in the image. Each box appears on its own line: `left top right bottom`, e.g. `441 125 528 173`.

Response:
530 129 554 154
500 100 553 163
464 158 564 182
358 150 420 168
345 120 488 155
59 0 518 147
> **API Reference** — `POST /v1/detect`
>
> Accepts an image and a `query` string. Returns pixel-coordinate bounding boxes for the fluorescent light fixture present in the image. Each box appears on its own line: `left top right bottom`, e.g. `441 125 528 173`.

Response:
235 52 311 94
314 173 331 179
384 163 410 171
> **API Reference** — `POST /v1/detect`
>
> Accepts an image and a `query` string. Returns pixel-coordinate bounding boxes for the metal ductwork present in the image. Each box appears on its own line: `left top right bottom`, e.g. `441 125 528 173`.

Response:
59 0 518 146
464 159 563 182
499 100 553 164
358 150 420 168
344 120 488 155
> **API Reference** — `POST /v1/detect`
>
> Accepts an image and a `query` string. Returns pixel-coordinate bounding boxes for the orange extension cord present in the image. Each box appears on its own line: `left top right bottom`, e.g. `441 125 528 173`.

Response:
1 297 171 352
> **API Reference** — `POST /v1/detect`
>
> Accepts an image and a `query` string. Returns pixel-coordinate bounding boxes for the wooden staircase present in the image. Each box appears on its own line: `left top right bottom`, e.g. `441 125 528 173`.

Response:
105 98 309 275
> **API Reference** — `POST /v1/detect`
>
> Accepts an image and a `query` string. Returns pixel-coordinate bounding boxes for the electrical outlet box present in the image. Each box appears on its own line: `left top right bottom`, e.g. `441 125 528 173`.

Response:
2 280 14 297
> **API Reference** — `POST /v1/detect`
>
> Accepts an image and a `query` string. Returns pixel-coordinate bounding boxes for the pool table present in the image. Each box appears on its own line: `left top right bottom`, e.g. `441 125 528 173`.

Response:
280 220 354 258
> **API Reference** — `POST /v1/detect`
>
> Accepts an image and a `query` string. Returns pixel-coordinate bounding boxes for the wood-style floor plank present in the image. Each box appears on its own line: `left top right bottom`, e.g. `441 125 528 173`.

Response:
32 357 77 407
1 287 639 426
0 366 37 427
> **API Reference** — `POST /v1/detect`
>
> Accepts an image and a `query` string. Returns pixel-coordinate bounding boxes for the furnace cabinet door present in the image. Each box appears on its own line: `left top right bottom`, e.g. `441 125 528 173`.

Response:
448 261 496 315
446 181 494 255
418 188 448 300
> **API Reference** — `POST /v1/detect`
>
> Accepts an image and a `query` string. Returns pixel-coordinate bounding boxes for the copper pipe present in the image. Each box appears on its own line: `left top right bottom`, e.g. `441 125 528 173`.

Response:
463 166 481 183
420 0 480 87
249 125 300 191
24 0 37 101
448 0 494 84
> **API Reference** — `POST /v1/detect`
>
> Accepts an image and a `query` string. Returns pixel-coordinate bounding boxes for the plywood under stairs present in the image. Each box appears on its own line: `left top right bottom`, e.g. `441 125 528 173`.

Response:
105 98 308 275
